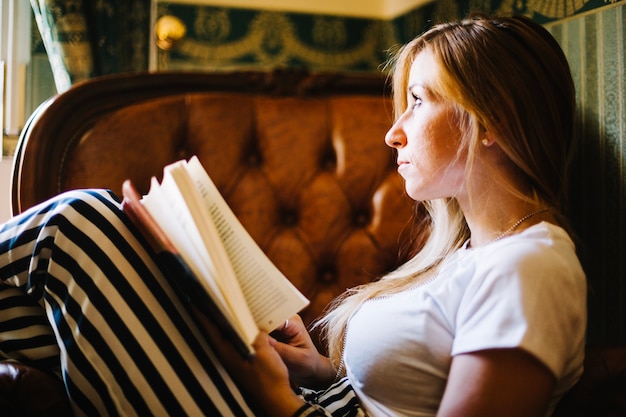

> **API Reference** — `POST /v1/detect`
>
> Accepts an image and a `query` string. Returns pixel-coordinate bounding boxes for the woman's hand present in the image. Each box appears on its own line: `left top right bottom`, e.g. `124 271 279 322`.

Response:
195 311 306 417
271 315 336 389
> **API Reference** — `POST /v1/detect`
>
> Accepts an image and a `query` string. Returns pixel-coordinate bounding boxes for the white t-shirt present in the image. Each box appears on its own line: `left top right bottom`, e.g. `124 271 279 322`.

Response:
343 222 587 417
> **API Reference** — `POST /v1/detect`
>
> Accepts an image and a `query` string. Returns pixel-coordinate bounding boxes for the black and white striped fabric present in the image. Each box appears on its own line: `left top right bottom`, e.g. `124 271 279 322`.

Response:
0 189 363 417
296 377 365 417
0 190 257 416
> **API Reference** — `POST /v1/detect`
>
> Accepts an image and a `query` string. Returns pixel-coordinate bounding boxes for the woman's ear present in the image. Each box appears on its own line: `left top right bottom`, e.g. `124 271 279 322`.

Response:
481 132 496 147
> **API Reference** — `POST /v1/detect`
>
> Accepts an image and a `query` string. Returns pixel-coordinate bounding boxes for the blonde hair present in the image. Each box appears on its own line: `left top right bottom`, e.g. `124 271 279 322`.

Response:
314 15 576 374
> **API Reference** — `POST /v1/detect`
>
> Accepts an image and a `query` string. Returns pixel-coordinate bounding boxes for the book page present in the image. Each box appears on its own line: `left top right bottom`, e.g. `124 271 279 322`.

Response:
141 174 257 348
185 156 310 332
162 161 259 342
124 179 255 357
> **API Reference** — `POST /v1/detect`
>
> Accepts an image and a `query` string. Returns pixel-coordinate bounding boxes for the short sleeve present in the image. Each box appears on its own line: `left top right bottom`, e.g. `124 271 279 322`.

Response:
451 236 586 377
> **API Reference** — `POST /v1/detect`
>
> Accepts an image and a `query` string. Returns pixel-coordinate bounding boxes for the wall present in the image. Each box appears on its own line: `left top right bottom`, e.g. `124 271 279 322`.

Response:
548 4 626 345
162 0 432 18
155 0 626 73
152 1 466 72
154 3 397 73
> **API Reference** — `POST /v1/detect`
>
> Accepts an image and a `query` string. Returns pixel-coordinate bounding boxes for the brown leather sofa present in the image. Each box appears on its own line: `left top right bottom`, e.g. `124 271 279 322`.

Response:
6 70 626 416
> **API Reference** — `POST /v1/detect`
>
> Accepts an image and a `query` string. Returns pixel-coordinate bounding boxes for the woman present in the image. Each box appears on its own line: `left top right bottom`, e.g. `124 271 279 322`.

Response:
201 14 586 417
0 14 585 417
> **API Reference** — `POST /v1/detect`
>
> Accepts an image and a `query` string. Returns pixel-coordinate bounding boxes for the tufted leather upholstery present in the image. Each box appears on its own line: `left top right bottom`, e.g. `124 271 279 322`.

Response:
8 70 626 417
11 70 419 331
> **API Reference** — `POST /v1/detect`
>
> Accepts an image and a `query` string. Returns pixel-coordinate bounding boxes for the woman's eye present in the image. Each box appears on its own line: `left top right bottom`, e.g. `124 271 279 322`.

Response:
411 93 422 108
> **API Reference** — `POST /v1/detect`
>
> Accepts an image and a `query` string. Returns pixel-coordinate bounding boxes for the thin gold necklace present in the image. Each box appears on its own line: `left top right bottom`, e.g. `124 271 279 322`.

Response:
490 208 549 243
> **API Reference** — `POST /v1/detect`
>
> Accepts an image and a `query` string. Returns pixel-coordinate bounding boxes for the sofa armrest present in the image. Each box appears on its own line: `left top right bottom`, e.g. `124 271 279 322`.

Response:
0 361 72 417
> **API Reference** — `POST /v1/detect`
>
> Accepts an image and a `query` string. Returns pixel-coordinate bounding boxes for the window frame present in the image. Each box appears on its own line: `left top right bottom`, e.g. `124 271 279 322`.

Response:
1 0 32 155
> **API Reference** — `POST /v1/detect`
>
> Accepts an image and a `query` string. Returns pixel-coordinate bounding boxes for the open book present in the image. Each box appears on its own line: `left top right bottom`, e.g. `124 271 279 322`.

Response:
121 156 309 358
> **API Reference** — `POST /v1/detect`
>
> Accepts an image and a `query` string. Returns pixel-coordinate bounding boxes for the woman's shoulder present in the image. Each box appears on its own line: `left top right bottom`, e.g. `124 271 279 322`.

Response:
464 221 585 290
478 221 578 265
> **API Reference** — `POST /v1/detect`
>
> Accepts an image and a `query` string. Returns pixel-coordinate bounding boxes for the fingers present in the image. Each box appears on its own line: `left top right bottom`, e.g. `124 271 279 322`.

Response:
271 314 304 341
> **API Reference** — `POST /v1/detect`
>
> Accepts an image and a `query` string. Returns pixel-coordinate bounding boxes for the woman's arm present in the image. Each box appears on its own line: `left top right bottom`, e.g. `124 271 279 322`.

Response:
437 348 555 417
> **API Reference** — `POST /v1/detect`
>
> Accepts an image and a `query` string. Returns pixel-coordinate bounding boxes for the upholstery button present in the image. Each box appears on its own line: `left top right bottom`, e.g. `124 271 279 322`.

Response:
354 210 370 227
247 152 262 167
321 146 336 171
323 158 336 171
281 209 298 227
176 149 189 160
318 265 336 283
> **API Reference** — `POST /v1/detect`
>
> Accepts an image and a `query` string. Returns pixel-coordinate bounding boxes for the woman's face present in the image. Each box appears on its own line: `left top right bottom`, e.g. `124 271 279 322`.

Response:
385 49 466 202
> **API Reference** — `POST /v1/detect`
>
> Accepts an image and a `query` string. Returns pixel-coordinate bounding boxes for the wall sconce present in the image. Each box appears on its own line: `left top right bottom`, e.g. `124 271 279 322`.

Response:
155 15 187 50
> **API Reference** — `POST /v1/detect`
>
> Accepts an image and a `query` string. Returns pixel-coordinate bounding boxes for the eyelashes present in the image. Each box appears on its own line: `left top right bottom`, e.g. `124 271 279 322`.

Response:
410 92 422 109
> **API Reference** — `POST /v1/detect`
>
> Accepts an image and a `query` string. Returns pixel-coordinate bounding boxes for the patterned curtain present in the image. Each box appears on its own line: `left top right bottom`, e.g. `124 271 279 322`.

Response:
31 0 150 93
31 0 93 92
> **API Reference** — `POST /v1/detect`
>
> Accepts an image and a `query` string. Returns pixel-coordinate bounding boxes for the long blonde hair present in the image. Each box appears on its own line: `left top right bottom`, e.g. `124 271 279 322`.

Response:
314 14 576 373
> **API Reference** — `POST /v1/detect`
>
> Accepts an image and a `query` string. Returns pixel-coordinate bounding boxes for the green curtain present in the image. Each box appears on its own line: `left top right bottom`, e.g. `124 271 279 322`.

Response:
30 0 93 92
31 0 151 93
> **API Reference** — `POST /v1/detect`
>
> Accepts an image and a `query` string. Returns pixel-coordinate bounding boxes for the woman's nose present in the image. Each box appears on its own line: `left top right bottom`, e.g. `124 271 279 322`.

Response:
385 119 407 149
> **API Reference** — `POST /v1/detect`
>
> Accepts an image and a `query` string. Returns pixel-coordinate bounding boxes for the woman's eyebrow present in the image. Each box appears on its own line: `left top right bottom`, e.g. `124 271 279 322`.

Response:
408 82 428 91
408 83 430 97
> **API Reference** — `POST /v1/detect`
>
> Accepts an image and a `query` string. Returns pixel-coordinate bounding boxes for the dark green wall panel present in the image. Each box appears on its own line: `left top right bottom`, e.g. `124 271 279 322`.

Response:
549 7 626 345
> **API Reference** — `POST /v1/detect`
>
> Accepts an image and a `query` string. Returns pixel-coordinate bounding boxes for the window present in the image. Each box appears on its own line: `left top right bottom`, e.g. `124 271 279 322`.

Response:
1 0 54 157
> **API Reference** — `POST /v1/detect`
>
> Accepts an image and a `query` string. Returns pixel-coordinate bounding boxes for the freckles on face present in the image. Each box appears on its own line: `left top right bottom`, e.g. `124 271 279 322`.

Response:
391 50 466 201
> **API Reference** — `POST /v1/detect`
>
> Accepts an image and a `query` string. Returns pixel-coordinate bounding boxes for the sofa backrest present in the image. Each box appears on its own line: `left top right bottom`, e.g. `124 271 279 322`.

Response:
11 70 422 336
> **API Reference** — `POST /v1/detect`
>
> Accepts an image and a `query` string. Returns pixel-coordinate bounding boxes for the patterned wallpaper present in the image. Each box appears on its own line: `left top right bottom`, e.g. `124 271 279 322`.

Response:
548 7 626 345
31 1 626 79
154 4 394 73
156 0 626 72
